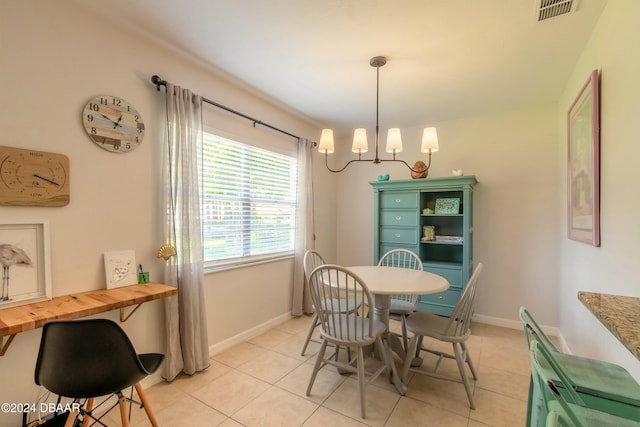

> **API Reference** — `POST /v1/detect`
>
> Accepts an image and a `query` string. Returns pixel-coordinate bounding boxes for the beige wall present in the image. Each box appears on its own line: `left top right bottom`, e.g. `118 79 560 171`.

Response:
558 0 640 381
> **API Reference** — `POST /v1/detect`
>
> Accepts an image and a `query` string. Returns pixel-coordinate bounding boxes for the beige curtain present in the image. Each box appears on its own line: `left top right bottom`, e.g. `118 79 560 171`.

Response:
161 83 210 381
291 138 315 316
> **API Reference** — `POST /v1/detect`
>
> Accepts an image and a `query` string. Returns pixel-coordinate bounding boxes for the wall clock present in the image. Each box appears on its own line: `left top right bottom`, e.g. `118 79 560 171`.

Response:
0 146 70 207
82 95 145 153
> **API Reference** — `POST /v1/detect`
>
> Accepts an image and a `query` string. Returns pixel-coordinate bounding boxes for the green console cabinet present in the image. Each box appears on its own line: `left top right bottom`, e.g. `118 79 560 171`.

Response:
370 176 477 316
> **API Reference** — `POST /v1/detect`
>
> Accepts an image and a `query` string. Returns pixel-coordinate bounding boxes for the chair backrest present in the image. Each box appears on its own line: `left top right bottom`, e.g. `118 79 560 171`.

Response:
444 262 483 337
529 340 586 427
519 306 560 352
303 249 325 282
35 319 149 398
378 249 422 303
378 248 422 270
308 264 375 344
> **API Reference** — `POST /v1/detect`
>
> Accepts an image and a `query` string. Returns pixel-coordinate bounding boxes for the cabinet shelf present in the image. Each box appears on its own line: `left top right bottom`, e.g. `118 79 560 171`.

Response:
421 240 464 246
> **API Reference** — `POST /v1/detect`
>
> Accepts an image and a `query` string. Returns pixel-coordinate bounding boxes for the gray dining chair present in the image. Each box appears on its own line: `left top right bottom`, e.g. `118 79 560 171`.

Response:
300 250 361 356
306 264 387 419
401 262 483 409
377 248 423 351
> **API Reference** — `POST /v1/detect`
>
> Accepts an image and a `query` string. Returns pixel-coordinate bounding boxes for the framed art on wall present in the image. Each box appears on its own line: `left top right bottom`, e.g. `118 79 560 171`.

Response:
567 69 600 246
0 220 52 308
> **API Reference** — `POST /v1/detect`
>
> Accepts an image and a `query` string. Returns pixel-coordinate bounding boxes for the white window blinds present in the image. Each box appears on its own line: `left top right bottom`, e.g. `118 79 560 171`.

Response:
202 132 298 267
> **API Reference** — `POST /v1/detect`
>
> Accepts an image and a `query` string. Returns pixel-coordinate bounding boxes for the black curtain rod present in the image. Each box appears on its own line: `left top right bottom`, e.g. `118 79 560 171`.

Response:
151 75 301 141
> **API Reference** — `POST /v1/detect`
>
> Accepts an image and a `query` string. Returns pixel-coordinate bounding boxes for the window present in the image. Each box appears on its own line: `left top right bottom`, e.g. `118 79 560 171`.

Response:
201 132 298 269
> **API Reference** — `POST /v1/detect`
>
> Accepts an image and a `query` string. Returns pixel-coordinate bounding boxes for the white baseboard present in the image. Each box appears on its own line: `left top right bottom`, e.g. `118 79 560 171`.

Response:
472 313 522 331
473 313 570 353
208 312 293 356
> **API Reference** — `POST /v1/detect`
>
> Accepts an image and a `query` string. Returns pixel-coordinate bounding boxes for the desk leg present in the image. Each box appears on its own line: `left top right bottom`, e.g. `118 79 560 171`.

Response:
0 334 16 356
374 294 407 395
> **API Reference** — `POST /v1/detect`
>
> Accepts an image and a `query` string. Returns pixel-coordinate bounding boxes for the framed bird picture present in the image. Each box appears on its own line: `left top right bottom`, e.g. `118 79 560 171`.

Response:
0 220 52 308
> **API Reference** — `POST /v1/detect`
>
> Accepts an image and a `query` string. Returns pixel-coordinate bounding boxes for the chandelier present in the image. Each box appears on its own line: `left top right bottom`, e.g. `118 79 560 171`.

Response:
318 56 439 176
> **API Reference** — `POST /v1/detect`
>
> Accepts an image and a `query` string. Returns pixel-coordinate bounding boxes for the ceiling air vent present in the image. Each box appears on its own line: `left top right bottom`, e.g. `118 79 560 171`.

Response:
537 0 578 22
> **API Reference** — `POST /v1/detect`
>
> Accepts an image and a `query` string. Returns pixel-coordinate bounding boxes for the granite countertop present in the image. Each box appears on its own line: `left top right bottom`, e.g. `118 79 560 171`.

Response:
578 291 640 361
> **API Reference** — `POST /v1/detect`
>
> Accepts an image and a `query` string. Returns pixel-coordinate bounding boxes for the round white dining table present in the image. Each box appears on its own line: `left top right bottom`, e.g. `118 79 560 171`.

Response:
346 265 450 394
347 265 449 323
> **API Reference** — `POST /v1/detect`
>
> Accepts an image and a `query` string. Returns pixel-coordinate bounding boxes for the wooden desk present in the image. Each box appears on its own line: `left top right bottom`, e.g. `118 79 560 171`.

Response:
0 282 177 355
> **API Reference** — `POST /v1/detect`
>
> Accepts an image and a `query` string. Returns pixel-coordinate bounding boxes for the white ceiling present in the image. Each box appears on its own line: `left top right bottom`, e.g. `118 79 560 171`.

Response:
74 0 607 132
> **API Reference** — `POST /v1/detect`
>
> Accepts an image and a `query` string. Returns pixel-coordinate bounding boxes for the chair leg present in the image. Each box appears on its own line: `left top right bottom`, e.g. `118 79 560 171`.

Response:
453 342 476 409
402 333 421 382
81 398 94 427
307 340 329 396
117 392 131 427
461 341 477 380
134 382 159 427
356 345 367 418
63 410 78 427
300 314 319 355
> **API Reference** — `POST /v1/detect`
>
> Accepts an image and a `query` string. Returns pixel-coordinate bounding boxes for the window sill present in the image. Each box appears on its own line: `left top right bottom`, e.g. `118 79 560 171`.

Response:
204 253 294 274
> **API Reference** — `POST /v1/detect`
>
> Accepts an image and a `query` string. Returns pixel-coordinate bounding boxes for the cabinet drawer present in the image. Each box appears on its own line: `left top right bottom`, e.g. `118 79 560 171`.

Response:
380 191 418 209
380 227 418 244
380 210 418 227
424 265 463 287
418 288 462 308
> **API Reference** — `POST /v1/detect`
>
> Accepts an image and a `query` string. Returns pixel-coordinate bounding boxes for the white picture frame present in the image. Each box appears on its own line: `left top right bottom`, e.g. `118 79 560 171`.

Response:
0 220 52 308
104 250 137 289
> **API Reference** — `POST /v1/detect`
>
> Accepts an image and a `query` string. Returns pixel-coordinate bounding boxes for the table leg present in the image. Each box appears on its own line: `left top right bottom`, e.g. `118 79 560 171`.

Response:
374 294 407 395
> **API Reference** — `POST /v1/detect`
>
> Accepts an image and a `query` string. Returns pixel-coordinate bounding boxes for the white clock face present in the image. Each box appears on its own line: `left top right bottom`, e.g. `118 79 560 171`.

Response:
82 95 145 153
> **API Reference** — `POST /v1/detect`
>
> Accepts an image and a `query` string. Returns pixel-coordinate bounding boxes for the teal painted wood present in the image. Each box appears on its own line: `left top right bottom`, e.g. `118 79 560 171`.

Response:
370 176 477 316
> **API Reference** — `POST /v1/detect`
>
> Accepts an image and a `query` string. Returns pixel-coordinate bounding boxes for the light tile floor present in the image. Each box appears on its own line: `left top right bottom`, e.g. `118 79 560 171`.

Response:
118 316 532 427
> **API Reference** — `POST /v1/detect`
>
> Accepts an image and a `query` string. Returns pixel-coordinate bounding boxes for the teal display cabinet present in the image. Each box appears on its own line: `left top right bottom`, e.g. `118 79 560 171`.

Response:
370 176 477 316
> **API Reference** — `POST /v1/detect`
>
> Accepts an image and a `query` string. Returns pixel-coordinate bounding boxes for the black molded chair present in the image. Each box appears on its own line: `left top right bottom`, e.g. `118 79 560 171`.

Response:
35 319 164 427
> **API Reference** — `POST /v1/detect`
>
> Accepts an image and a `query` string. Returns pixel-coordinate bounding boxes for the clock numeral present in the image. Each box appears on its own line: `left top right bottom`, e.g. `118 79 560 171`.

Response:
100 97 109 105
112 98 122 107
134 115 139 122
90 127 97 135
87 114 94 122
89 103 99 111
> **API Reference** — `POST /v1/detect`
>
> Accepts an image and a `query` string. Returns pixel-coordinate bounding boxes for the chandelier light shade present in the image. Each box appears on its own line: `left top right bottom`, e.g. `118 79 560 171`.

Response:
421 127 439 153
352 128 368 154
386 128 403 153
318 129 335 154
320 56 439 176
